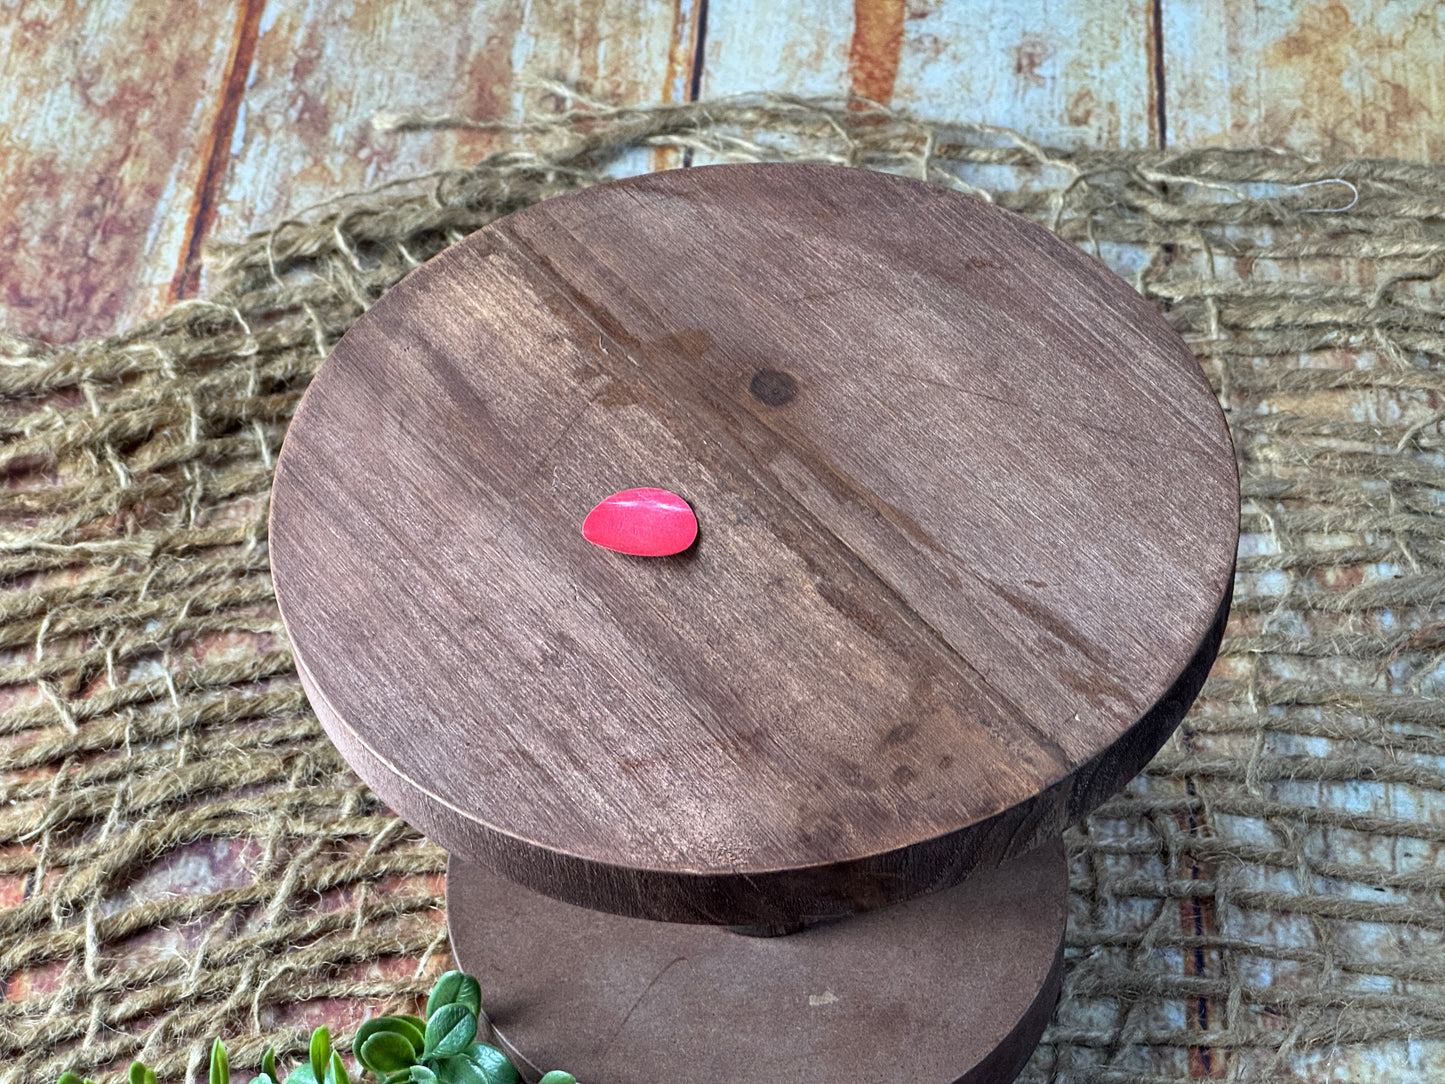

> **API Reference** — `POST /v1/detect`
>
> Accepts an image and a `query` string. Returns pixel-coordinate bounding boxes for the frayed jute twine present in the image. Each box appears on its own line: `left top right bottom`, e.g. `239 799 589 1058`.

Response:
1 90 1443 1083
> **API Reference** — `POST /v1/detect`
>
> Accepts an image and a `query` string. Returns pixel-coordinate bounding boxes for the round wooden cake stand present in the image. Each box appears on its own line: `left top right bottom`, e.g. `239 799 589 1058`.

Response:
271 163 1238 1083
447 840 1066 1084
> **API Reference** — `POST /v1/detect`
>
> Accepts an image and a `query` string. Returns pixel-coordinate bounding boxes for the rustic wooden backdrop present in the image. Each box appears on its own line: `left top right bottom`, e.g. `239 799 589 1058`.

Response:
2 0 1442 345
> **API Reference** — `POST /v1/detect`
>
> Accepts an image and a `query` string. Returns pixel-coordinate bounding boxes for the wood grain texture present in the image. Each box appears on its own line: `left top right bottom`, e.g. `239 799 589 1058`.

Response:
447 839 1067 1084
1163 0 1445 158
270 163 1239 925
701 0 1156 147
202 0 686 293
0 0 239 341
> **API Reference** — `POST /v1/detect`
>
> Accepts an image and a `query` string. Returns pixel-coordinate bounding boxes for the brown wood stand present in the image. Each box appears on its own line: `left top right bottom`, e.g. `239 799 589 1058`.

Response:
271 164 1239 1083
447 840 1067 1084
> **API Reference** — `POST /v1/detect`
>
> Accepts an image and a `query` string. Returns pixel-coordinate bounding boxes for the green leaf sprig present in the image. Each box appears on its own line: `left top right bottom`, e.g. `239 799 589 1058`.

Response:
353 970 575 1084
54 971 576 1084
240 1025 351 1084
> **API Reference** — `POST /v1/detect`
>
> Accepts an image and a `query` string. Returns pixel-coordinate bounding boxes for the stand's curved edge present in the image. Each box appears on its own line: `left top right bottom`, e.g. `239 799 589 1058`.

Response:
294 574 1228 926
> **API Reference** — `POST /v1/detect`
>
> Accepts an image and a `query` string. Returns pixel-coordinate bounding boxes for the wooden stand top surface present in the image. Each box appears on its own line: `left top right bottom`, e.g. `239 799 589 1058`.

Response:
271 163 1238 924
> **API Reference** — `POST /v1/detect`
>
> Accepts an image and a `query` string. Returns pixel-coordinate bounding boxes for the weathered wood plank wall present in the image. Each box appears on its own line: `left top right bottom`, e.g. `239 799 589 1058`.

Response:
1164 1 1445 159
1 0 1441 340
0 4 238 342
704 0 1158 147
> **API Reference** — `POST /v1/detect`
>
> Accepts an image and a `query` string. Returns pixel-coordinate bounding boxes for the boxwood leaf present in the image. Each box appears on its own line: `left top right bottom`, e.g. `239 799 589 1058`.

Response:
361 1031 420 1074
423 1003 476 1059
435 1049 521 1084
461 1045 519 1084
355 1015 425 1062
391 1015 428 1054
432 1057 486 1084
427 972 482 1020
538 1074 576 1084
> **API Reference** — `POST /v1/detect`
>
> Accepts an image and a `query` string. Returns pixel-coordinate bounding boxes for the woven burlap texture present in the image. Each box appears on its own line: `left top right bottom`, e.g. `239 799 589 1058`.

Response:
2 96 1443 1084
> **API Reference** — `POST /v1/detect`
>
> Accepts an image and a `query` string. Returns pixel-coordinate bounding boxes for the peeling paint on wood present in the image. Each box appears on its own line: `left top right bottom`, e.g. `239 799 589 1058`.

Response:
0 1 237 342
703 0 854 99
848 0 906 104
705 0 1154 148
6 0 1445 345
1163 0 1445 158
652 0 709 171
0 0 684 340
208 0 682 260
892 3 1153 147
171 0 268 301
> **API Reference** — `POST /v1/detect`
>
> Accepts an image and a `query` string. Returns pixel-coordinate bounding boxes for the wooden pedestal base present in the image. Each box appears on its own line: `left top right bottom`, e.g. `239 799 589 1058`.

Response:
447 839 1067 1084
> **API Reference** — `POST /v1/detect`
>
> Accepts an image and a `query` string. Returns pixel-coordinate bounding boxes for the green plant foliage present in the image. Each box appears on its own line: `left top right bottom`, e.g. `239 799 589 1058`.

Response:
311 1027 333 1083
426 973 482 1021
248 1048 281 1084
54 972 567 1084
432 1043 519 1084
354 1015 426 1065
356 1030 416 1075
422 1005 477 1060
210 1039 230 1084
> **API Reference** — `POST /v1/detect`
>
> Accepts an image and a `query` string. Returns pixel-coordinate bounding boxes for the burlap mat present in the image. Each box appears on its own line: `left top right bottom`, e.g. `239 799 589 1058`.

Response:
3 96 1443 1083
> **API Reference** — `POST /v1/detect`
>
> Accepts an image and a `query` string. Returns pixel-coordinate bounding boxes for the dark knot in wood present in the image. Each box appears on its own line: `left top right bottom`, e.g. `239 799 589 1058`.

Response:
749 368 799 405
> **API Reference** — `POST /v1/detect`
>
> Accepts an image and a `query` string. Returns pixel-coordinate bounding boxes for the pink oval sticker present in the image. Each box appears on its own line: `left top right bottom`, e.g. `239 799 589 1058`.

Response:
582 488 698 557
